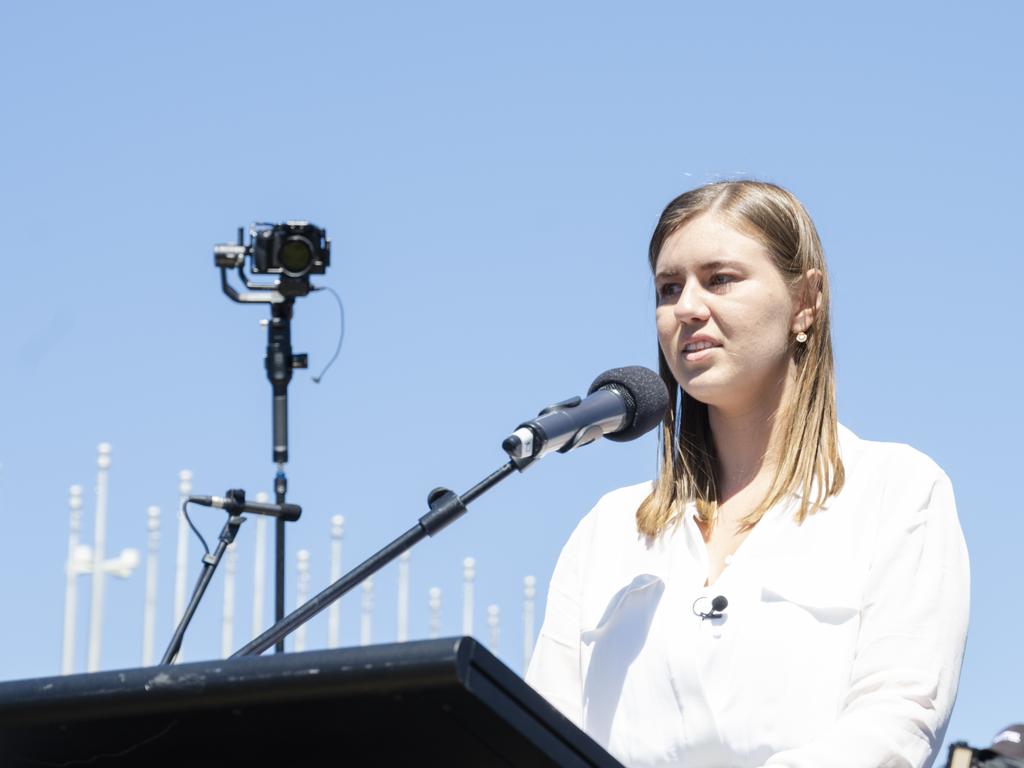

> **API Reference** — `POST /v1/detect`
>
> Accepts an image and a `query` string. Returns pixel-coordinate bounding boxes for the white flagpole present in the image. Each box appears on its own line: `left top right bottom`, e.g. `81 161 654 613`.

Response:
462 557 475 637
487 604 500 653
397 550 410 642
172 469 193 662
328 515 344 648
360 577 374 646
428 587 442 639
221 542 238 658
61 484 85 675
294 550 311 652
86 443 112 672
142 506 160 666
252 492 269 636
522 575 536 671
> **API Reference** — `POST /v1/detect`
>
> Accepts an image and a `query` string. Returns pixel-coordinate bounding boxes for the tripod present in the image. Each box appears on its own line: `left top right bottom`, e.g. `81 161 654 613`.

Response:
215 224 324 653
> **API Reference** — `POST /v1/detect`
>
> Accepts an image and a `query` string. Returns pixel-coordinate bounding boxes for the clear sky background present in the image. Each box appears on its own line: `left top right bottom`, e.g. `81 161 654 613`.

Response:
1 0 1020 757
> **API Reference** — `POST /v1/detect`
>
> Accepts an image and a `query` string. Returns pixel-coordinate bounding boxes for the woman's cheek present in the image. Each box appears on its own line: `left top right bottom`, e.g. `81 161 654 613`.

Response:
655 314 676 352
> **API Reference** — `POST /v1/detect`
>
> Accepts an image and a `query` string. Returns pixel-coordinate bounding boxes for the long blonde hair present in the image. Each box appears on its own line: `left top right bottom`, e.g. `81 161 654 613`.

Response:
636 180 844 537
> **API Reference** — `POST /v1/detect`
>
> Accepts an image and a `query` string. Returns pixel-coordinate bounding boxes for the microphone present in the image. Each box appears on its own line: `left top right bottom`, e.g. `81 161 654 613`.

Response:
188 494 302 522
502 366 669 461
693 595 728 620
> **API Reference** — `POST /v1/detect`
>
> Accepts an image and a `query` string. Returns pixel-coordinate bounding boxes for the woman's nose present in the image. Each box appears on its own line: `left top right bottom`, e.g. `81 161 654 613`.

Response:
672 284 710 324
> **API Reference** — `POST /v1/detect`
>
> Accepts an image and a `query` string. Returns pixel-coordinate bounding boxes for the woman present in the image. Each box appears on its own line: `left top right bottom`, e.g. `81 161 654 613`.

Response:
526 181 970 768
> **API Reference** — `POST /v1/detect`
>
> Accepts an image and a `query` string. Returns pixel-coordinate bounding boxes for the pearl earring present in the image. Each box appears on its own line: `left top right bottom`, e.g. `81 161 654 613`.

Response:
796 331 808 343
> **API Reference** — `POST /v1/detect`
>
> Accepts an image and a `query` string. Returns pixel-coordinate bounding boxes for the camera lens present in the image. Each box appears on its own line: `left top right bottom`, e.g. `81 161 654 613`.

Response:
279 237 313 275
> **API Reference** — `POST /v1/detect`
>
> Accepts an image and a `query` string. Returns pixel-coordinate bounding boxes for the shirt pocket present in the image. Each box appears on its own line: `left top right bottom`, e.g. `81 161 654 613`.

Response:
745 570 863 745
760 573 861 624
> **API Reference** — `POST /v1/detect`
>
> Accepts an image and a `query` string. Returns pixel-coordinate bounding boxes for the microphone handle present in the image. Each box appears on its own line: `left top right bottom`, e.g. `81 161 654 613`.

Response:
519 389 629 458
243 500 302 522
187 495 302 521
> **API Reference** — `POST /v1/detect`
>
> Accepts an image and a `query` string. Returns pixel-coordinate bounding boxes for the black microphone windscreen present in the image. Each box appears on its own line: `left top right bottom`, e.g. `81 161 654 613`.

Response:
711 595 728 611
588 366 670 443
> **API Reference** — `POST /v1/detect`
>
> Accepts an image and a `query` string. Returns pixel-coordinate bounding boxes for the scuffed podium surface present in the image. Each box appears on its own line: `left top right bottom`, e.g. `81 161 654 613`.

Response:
0 636 622 767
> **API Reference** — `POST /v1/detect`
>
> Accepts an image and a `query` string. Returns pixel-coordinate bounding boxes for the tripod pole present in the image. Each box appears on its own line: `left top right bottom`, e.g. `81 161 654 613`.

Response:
266 296 301 653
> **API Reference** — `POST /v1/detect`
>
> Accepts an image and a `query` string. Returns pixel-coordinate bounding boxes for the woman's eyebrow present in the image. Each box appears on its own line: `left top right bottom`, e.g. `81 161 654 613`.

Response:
655 259 746 279
701 259 746 271
654 266 682 280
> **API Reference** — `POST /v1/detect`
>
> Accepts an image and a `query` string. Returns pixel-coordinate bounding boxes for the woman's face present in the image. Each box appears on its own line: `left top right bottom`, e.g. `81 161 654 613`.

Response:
654 214 803 414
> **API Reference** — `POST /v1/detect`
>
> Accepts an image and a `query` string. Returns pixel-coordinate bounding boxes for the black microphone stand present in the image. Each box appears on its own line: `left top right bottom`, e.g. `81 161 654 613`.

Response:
161 489 247 665
232 459 525 657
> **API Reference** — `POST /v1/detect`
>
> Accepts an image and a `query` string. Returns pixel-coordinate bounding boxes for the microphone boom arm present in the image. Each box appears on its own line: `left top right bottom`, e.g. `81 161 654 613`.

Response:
231 461 517 658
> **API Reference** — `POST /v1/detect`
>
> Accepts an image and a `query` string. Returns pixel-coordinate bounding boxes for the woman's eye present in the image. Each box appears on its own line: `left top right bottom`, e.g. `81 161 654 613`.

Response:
658 283 681 300
709 273 735 287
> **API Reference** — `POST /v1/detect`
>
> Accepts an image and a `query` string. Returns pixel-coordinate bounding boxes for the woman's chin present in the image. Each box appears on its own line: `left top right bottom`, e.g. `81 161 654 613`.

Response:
679 382 720 407
678 371 729 405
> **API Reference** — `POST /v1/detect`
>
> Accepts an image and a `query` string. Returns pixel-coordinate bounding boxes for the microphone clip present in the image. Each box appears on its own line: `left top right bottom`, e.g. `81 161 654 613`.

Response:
692 595 728 621
217 488 248 515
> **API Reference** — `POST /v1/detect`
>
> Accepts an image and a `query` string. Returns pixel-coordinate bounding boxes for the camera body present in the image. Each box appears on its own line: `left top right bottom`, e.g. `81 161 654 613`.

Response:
251 221 330 279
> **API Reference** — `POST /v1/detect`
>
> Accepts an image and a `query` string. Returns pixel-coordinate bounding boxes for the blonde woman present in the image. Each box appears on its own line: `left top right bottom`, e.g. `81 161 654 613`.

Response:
526 181 969 768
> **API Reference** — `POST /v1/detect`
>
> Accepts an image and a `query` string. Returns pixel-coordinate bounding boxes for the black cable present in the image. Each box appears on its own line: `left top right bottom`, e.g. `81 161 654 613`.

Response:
181 499 210 557
18 721 180 766
311 285 345 383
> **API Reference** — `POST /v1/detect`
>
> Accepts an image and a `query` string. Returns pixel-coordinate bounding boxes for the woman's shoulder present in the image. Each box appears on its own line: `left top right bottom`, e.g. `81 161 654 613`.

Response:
552 480 665 586
564 480 655 550
839 422 950 482
591 480 656 527
837 423 954 515
591 480 656 513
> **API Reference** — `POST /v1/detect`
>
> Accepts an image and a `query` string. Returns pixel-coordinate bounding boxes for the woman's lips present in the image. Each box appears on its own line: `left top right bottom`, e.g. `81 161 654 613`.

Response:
680 340 720 362
683 346 718 362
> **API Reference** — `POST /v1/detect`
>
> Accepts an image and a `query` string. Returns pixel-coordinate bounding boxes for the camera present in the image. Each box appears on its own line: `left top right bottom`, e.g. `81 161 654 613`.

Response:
252 221 330 278
214 220 331 300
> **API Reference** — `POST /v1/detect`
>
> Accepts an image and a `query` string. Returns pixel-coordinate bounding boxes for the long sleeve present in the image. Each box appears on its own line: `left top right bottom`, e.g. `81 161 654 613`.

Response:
761 465 970 768
526 515 589 728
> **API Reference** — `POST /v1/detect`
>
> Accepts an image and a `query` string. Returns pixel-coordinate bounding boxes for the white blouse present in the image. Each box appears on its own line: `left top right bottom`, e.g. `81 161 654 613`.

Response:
526 425 969 768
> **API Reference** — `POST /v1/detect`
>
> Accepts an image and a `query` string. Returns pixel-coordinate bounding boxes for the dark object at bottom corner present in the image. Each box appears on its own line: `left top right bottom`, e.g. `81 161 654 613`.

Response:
0 637 622 767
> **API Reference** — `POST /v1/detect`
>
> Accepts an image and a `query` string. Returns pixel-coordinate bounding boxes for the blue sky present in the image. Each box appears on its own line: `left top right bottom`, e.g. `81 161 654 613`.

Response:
1 0 1020 756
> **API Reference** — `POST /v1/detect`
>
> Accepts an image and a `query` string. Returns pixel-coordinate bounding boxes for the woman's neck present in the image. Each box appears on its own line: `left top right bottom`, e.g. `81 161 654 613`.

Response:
707 362 797 500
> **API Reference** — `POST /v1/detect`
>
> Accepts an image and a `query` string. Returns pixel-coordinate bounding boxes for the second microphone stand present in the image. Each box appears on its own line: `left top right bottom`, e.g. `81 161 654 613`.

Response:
161 490 247 665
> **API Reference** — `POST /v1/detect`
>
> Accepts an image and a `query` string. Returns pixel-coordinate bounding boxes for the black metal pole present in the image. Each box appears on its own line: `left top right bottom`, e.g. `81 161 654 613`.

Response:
161 500 246 665
231 461 518 658
266 297 295 654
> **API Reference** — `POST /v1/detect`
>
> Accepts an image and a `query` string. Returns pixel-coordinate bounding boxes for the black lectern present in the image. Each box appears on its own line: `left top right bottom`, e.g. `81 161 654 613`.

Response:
0 637 622 767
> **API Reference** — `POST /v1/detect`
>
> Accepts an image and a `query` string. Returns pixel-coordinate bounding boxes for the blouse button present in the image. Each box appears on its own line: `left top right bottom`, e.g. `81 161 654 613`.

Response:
724 554 734 566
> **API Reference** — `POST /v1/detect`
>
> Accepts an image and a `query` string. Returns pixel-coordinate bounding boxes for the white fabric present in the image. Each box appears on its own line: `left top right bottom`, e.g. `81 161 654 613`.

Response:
526 425 970 768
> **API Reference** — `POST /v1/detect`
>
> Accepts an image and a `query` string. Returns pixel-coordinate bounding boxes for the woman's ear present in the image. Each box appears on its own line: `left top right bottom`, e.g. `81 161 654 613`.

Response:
792 268 823 334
